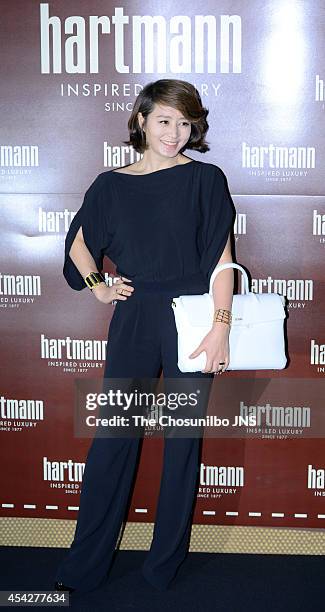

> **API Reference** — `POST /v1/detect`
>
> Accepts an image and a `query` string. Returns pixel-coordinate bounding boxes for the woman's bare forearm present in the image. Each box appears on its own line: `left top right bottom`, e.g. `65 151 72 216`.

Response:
211 267 234 329
69 227 101 280
209 233 234 331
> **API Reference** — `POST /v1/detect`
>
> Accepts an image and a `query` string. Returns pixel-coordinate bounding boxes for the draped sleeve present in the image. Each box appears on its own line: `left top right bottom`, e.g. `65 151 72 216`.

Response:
63 172 110 290
197 164 236 284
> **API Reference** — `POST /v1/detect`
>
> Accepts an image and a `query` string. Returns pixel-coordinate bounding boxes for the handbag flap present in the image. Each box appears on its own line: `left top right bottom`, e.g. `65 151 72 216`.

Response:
174 292 286 326
231 293 286 325
175 293 214 326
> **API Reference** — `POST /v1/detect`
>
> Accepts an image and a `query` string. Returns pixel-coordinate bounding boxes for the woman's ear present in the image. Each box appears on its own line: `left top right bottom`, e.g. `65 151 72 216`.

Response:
137 112 144 130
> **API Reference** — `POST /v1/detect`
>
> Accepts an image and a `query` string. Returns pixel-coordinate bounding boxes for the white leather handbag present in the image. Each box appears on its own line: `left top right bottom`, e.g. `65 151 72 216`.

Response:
171 262 287 372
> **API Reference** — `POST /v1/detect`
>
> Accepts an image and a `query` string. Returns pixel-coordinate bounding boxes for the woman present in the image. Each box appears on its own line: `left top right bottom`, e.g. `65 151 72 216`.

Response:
55 79 236 593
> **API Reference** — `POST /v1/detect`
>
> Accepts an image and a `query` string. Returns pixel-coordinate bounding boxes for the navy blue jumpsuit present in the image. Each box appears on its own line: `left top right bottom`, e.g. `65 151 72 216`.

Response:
55 160 236 592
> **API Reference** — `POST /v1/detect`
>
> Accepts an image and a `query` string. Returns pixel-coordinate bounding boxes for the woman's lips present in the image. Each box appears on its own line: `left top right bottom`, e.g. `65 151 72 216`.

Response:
161 141 178 148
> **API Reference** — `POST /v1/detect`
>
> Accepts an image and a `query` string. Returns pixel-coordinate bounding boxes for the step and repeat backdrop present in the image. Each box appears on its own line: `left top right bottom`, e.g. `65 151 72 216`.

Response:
1 1 325 537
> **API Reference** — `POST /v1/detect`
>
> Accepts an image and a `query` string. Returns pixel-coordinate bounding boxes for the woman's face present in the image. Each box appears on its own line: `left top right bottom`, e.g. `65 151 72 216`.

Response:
138 103 192 158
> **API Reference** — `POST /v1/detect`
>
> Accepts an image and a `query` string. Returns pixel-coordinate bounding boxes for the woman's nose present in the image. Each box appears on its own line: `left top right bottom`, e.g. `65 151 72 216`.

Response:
167 125 179 139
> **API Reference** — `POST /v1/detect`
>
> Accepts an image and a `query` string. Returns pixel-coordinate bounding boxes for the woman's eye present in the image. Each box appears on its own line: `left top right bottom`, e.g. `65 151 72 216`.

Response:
159 120 190 126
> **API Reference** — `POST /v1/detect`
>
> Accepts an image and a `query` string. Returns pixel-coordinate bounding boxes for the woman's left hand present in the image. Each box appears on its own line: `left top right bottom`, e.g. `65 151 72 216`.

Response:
189 324 230 374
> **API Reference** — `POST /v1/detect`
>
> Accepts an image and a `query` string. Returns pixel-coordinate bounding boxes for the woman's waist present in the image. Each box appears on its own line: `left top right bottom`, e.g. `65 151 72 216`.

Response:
116 270 208 295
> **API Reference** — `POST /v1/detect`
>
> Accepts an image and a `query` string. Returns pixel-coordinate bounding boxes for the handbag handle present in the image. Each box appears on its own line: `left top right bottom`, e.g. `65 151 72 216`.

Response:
209 262 250 295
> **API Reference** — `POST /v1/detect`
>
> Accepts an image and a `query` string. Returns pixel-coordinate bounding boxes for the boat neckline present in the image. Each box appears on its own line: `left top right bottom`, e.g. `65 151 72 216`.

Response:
110 159 196 177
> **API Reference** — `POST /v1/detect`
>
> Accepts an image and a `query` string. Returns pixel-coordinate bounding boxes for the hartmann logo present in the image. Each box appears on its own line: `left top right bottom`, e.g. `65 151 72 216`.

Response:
43 457 85 482
200 463 244 486
39 3 242 74
242 142 316 169
38 207 76 233
0 145 39 167
40 333 107 360
310 340 325 367
1 396 44 421
0 273 41 296
313 210 325 237
249 276 313 302
315 74 325 102
103 143 141 169
308 464 325 491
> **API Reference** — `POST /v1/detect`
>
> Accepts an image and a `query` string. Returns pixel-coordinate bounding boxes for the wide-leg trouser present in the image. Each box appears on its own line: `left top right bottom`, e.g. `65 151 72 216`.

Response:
55 273 214 592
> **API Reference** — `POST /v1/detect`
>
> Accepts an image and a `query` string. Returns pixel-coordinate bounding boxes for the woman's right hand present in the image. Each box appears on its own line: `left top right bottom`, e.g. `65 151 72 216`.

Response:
92 276 134 304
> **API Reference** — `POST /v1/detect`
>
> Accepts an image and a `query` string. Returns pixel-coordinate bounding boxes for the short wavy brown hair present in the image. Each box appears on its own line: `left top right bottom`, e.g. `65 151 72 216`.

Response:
123 79 210 154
